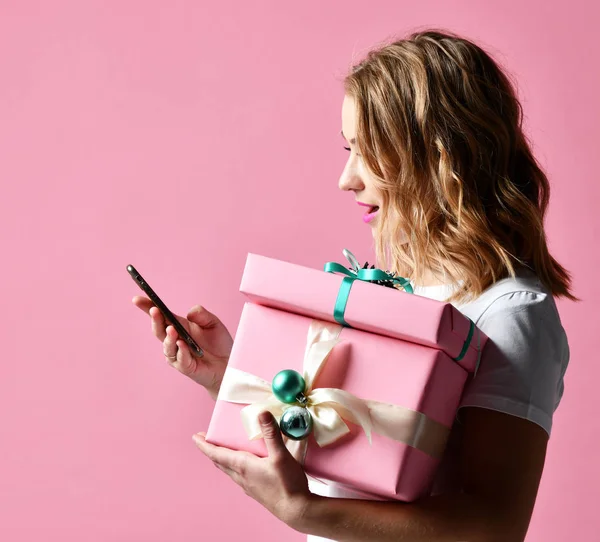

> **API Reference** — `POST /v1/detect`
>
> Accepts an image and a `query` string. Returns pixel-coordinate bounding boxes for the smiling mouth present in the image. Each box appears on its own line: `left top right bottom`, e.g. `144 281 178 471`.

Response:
363 206 379 223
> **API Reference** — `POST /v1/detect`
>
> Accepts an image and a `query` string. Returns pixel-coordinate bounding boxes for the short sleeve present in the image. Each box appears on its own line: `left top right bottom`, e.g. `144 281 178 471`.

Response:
458 290 569 436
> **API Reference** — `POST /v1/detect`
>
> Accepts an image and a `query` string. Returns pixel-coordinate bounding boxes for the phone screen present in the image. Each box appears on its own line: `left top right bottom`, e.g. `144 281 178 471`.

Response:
127 264 204 357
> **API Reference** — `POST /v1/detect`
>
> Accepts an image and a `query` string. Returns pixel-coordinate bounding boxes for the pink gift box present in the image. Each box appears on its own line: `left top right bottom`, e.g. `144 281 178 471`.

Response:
240 253 484 371
206 302 474 501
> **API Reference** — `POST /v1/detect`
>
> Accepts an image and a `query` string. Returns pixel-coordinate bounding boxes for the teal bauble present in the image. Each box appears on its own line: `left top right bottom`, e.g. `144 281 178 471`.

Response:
279 406 313 440
272 370 306 404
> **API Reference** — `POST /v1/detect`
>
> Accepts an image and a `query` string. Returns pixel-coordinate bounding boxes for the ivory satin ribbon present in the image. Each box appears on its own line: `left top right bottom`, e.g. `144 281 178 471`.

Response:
218 319 451 463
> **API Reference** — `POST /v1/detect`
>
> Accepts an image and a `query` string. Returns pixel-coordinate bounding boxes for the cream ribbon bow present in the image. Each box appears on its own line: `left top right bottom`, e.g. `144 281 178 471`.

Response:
218 320 451 463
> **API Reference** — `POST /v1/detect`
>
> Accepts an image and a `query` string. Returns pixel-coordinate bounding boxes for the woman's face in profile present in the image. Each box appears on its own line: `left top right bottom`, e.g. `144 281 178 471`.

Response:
339 95 382 232
339 95 410 245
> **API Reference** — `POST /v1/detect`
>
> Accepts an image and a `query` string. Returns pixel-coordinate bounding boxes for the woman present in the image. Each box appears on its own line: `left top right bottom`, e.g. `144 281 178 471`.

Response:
133 29 573 541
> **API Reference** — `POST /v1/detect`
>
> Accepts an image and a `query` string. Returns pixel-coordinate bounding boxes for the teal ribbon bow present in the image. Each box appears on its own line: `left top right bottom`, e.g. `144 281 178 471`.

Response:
324 249 414 327
324 249 475 364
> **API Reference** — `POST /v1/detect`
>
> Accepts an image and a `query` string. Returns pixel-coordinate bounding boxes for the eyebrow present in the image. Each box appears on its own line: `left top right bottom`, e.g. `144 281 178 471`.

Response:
340 130 356 144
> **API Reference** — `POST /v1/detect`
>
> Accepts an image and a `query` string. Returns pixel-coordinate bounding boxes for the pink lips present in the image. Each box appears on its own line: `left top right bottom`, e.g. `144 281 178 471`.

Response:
357 201 379 223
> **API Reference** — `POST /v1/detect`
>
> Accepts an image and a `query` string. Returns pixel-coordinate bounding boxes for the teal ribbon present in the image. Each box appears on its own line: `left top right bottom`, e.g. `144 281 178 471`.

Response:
323 260 413 327
324 250 476 364
453 318 475 362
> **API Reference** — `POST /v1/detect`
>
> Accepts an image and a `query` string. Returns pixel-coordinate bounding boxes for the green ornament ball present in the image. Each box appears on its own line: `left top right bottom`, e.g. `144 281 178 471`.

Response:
272 369 306 404
280 406 313 440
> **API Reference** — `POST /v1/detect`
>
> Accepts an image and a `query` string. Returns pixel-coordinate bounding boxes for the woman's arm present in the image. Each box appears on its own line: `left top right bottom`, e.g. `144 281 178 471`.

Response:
293 407 549 542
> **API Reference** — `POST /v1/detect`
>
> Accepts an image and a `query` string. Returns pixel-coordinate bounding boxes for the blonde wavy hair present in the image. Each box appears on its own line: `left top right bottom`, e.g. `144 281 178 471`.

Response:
343 29 576 303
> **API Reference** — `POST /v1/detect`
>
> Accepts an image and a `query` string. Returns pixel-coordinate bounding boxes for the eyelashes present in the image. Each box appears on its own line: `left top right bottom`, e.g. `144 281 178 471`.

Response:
343 146 360 156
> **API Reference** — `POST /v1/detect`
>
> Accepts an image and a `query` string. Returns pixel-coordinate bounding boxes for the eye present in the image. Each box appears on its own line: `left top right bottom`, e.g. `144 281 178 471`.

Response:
343 146 361 156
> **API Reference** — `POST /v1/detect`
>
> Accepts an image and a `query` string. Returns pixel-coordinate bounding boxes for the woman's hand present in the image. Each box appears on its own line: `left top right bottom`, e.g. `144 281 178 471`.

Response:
132 296 233 400
193 411 313 529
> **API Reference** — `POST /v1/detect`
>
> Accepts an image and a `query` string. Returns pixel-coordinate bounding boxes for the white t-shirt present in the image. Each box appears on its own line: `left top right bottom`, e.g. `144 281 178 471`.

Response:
307 268 570 542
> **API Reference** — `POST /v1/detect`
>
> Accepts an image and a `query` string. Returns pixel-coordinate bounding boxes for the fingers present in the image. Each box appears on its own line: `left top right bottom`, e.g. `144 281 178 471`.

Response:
132 296 178 339
173 339 194 374
132 295 153 315
163 330 197 378
132 295 169 341
193 434 248 475
258 411 287 459
150 306 168 341
187 305 221 329
162 325 178 359
134 297 212 372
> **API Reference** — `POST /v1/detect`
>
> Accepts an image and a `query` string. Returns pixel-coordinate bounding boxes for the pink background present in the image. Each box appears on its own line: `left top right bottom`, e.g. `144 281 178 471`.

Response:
0 1 597 540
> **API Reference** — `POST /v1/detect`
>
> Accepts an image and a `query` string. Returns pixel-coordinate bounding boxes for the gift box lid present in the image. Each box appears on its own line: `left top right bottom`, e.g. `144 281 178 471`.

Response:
239 252 487 372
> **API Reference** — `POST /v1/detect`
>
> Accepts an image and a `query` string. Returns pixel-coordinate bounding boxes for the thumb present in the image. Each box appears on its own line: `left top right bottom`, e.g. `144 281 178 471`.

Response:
187 305 220 328
259 411 287 458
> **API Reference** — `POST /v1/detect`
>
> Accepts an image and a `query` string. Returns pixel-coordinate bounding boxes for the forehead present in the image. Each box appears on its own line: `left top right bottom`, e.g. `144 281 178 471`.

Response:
341 95 356 139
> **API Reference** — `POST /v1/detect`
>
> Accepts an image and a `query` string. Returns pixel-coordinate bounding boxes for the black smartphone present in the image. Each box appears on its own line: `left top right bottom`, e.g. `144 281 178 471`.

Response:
127 264 204 358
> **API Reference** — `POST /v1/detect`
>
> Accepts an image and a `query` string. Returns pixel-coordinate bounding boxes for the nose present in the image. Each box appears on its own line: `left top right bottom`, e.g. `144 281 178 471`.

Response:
338 160 365 193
